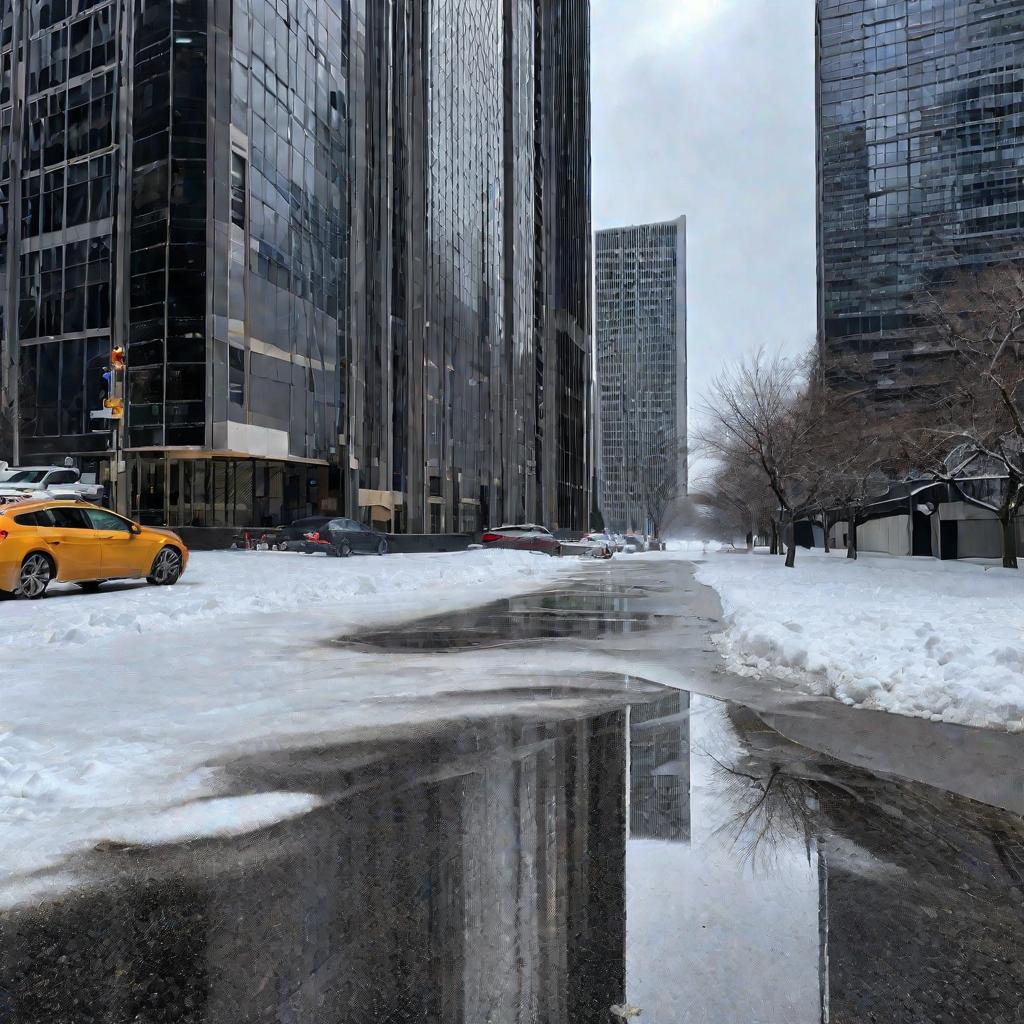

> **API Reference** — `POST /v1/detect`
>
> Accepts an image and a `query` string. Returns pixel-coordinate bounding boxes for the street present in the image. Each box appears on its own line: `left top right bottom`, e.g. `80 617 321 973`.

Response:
2 2 1022 1021
2 554 1023 1022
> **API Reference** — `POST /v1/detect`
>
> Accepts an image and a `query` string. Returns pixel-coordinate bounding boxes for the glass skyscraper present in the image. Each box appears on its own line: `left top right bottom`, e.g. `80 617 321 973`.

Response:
0 0 591 533
817 0 1024 395
595 216 687 534
349 0 592 535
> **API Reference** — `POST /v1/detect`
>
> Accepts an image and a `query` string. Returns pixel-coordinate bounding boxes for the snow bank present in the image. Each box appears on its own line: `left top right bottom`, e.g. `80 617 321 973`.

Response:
694 549 1024 732
0 548 571 905
1 547 563 649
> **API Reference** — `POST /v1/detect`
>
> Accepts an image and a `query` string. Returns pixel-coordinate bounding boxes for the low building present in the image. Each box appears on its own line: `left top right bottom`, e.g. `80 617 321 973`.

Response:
823 479 1024 561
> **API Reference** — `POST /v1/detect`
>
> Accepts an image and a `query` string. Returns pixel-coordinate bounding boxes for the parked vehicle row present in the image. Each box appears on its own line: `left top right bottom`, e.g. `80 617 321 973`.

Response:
577 531 647 555
231 514 651 561
233 517 390 557
0 497 188 599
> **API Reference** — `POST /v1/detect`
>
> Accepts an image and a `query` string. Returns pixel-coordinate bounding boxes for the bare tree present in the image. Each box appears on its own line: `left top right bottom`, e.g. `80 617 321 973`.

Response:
637 427 687 542
694 455 774 550
821 398 910 560
911 263 1024 568
699 350 833 567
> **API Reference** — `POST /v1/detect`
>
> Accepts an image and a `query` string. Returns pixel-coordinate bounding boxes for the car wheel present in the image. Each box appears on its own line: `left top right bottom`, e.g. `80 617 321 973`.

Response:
376 539 388 555
147 546 183 586
17 553 53 600
77 581 105 592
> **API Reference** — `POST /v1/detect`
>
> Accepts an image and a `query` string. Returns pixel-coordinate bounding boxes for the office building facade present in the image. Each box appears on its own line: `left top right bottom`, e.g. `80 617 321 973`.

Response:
350 0 592 534
595 216 687 534
816 0 1024 395
0 0 591 532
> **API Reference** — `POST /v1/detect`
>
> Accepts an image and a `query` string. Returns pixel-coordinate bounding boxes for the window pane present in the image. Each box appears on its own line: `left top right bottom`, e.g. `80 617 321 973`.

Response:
86 509 131 532
47 507 93 529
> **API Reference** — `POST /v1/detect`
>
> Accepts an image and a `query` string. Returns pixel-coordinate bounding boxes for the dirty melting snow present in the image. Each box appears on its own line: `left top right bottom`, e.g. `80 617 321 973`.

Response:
694 549 1024 732
0 548 569 904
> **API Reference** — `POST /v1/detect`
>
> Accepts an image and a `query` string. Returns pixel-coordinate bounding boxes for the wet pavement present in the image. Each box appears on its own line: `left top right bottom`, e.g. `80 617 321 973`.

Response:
2 559 1024 1022
339 585 674 651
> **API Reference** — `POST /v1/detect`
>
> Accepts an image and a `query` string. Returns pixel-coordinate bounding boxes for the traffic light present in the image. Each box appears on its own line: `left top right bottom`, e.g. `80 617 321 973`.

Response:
110 346 126 371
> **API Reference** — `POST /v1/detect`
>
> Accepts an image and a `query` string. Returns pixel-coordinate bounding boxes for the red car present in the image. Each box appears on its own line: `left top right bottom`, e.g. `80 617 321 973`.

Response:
480 524 561 556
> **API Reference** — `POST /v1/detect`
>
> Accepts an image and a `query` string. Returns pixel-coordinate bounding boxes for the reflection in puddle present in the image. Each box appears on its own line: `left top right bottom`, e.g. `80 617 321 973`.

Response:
630 692 692 843
627 695 821 1024
628 695 1024 1024
341 586 676 651
4 686 1023 1023
1 710 630 1024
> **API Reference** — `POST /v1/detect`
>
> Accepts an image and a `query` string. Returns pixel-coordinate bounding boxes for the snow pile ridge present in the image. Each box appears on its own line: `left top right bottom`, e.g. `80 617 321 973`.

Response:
1 547 565 649
694 550 1024 732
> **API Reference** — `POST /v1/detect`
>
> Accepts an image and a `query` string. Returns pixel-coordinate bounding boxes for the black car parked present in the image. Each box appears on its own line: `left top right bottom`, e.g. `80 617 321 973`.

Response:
276 516 333 549
323 518 389 557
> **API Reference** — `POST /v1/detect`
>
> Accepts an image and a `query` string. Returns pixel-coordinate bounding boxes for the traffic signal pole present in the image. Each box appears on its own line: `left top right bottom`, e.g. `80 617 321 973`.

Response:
106 347 126 514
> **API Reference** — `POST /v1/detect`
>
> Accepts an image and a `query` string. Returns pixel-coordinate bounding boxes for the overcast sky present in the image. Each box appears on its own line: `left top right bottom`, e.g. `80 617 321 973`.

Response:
591 0 816 435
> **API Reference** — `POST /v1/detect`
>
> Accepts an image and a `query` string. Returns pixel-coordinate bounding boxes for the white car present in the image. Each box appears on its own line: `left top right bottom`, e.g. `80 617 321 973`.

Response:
580 532 617 555
589 532 625 552
0 466 105 505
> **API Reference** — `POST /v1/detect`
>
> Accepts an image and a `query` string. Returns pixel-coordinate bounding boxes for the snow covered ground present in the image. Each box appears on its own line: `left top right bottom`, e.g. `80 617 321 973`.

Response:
694 548 1024 733
0 548 571 906
0 547 564 649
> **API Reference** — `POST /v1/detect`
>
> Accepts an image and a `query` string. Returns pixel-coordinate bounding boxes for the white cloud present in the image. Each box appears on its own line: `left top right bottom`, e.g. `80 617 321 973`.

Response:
591 0 817 440
598 0 734 60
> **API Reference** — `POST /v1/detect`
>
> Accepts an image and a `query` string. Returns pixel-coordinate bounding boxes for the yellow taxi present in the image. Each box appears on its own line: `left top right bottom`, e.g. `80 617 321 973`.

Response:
0 498 188 599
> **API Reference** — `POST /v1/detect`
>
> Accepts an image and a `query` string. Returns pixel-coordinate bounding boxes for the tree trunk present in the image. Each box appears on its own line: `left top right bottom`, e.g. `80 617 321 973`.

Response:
998 475 1020 569
769 520 779 555
785 535 797 567
822 510 831 553
846 509 858 560
745 530 753 552
1000 513 1018 569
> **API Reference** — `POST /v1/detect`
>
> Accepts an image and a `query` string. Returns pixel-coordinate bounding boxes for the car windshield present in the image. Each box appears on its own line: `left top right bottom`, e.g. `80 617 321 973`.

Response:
6 470 47 483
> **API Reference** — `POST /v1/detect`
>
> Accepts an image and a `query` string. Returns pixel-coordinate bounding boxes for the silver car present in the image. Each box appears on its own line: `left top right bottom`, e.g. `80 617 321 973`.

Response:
0 466 105 505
